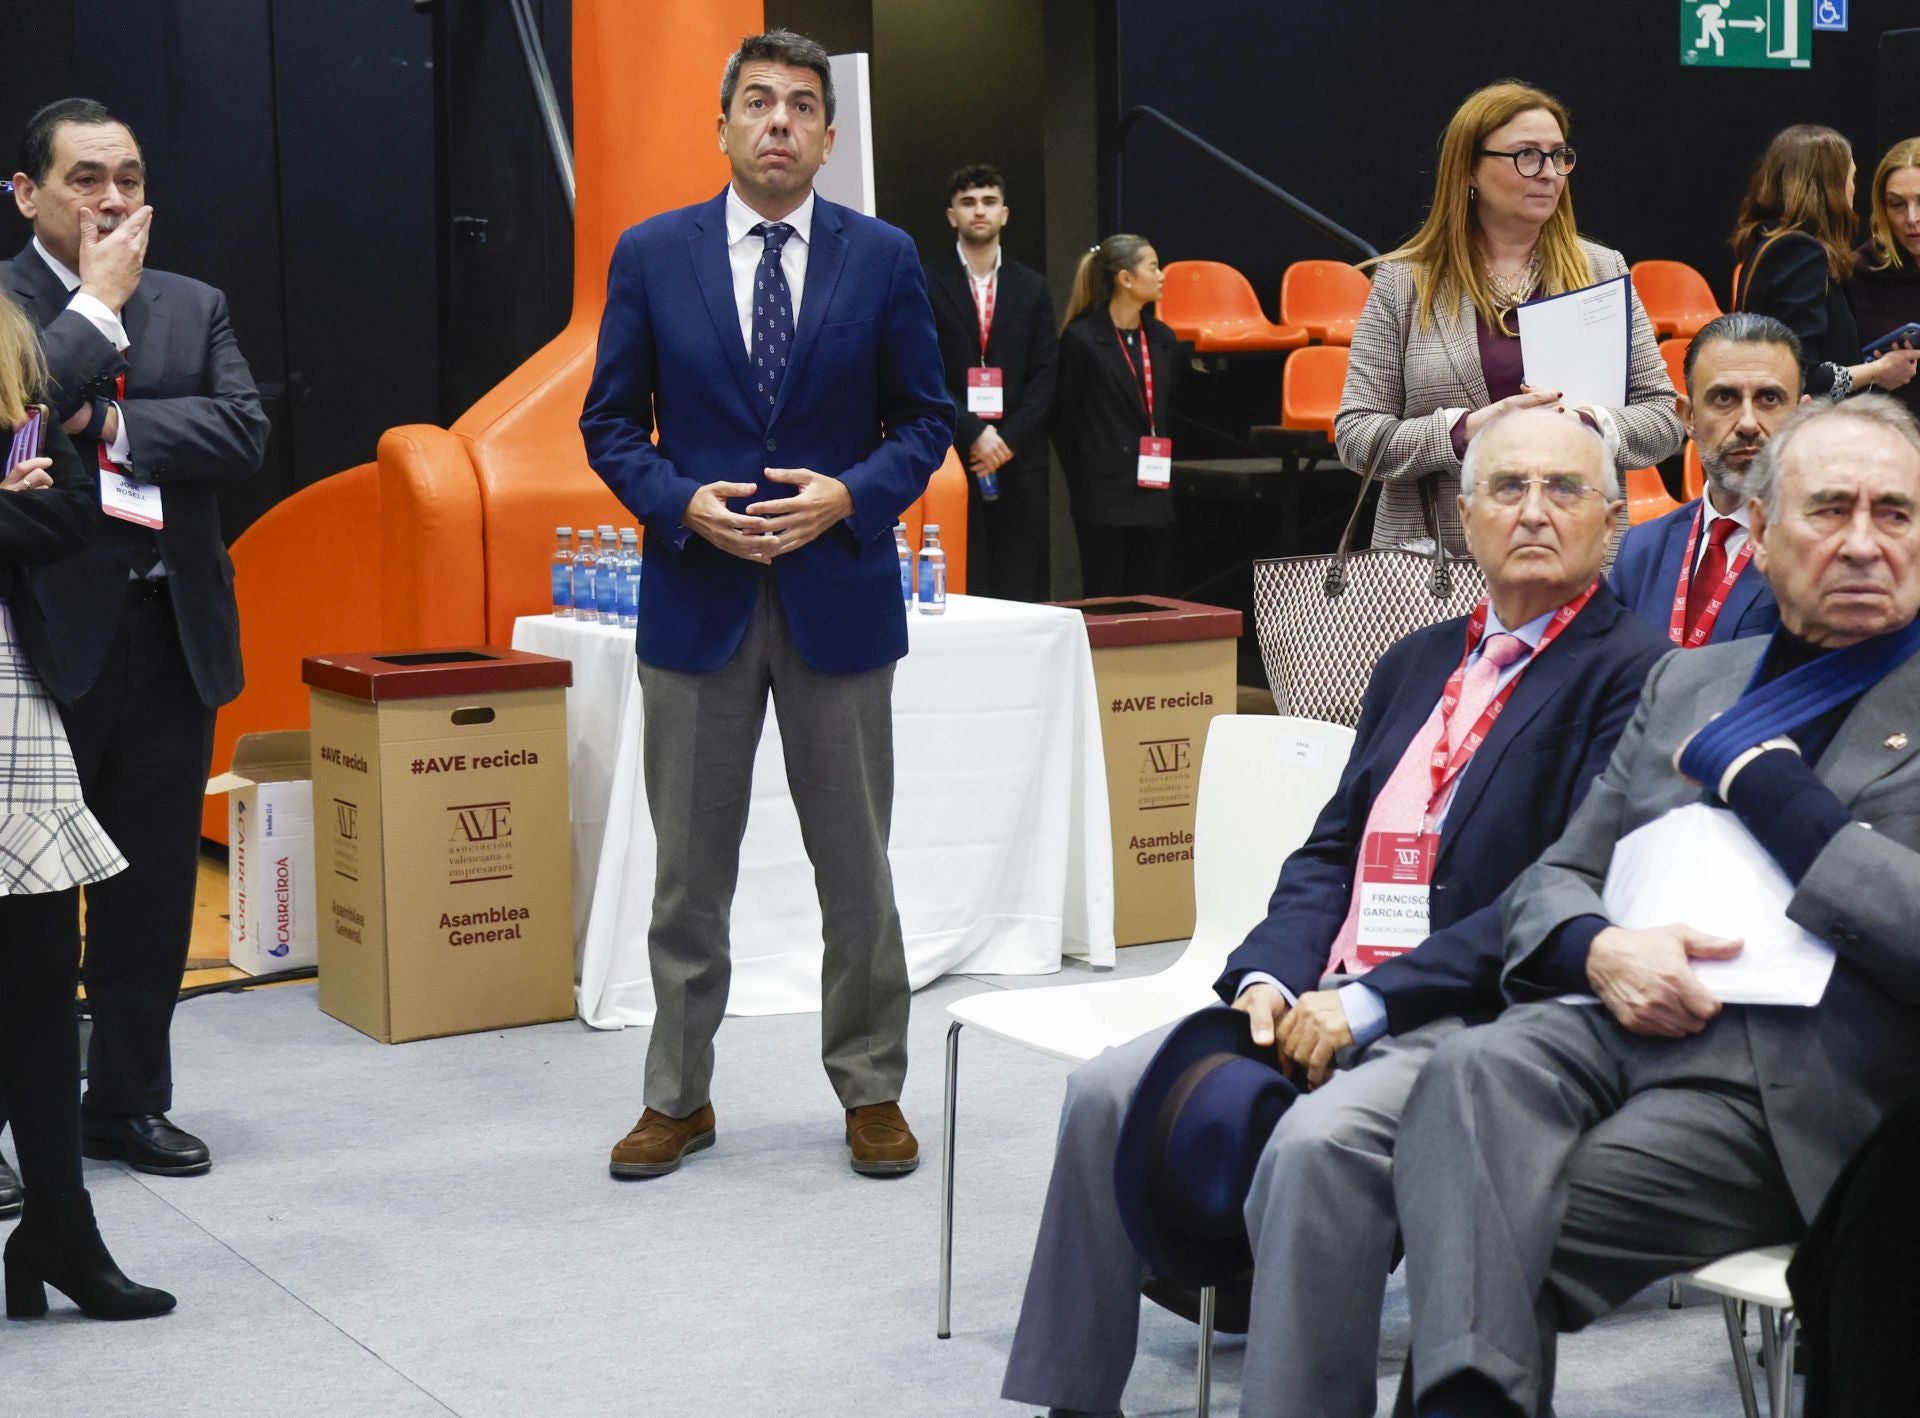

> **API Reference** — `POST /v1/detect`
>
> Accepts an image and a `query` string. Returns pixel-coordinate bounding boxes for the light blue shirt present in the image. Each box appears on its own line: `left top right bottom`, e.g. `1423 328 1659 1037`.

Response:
1240 600 1559 1050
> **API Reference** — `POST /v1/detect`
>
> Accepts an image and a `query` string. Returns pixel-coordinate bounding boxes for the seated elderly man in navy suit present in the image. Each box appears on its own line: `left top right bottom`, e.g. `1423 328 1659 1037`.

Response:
1611 312 1805 648
1000 407 1669 1418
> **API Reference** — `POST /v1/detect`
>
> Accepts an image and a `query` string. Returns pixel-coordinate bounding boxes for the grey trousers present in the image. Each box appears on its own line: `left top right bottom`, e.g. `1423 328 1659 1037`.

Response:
635 577 909 1115
1001 1009 1461 1417
1394 1001 1804 1418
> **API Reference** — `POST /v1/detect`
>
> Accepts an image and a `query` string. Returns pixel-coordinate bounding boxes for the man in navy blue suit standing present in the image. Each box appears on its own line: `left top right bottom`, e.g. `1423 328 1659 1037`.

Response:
581 30 953 1181
1611 312 1803 648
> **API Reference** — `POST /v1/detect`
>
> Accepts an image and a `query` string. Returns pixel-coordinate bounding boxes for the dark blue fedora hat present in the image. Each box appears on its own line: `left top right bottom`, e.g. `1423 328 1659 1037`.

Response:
1114 1006 1300 1287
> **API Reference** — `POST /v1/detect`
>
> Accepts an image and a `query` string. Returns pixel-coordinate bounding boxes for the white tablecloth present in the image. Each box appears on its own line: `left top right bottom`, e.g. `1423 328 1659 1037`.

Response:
512 595 1116 1028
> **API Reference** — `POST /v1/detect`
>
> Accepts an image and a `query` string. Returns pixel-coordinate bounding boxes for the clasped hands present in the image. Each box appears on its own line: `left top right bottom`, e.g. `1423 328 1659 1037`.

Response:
1232 982 1354 1089
682 468 853 564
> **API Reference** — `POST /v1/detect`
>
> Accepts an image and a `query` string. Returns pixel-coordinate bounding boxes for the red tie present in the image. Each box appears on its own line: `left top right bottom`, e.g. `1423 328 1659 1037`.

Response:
1685 518 1737 641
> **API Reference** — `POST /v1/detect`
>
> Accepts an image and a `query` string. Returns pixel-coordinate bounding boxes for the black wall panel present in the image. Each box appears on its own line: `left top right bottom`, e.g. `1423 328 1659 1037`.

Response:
1112 2 1907 319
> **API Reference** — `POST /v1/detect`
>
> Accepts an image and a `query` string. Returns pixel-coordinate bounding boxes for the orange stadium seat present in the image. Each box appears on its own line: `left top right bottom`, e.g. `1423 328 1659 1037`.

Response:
1157 261 1308 353
1625 464 1682 526
1660 337 1690 395
1631 260 1723 340
1279 260 1370 345
204 0 968 842
1684 441 1706 500
1281 345 1348 437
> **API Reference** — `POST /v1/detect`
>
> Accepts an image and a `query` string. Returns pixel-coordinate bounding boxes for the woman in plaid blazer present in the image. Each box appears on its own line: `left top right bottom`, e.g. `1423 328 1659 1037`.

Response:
1336 81 1683 551
0 301 173 1321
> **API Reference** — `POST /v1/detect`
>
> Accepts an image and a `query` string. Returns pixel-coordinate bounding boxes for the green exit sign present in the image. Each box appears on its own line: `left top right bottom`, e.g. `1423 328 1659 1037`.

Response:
1681 0 1812 69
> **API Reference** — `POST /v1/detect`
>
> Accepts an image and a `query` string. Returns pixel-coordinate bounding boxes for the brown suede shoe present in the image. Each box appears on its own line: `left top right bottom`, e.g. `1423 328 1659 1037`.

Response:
846 1101 919 1176
609 1104 715 1178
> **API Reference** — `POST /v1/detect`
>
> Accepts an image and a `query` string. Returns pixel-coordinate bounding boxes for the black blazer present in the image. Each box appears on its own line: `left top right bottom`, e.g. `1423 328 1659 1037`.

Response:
1214 584 1668 1035
922 252 1058 476
1739 231 1860 399
1052 307 1182 528
0 242 270 708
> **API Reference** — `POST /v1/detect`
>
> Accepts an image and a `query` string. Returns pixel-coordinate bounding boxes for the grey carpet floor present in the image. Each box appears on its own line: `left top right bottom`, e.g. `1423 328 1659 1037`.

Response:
1 943 1790 1416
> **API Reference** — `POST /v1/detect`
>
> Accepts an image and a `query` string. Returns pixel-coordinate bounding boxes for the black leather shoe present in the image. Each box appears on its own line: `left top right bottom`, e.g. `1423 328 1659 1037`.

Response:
80 1115 211 1177
5 1190 174 1320
0 1154 20 1219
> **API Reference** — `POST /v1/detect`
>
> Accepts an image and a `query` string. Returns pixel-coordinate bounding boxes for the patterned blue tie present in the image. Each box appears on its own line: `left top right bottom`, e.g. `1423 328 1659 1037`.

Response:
750 221 796 413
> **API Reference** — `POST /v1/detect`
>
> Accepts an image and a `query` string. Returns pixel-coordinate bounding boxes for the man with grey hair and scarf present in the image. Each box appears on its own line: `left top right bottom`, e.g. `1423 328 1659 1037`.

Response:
1391 394 1920 1418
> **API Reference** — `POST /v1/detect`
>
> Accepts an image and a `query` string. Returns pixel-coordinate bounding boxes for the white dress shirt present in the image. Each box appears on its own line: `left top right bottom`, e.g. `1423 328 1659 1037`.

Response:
725 185 813 356
956 240 1001 348
33 236 133 466
1694 491 1752 572
1241 600 1560 1049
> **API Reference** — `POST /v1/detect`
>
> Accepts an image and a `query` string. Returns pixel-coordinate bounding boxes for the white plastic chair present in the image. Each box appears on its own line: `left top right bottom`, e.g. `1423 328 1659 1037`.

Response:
1686 1245 1799 1418
934 714 1356 1400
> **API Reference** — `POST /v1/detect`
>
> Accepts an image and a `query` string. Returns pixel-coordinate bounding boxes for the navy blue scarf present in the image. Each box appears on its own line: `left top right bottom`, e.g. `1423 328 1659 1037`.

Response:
1679 617 1920 788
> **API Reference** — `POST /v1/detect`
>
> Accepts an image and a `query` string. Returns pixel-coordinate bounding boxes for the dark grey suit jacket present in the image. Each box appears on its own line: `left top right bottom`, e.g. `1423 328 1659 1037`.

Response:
0 242 269 707
1501 637 1920 1220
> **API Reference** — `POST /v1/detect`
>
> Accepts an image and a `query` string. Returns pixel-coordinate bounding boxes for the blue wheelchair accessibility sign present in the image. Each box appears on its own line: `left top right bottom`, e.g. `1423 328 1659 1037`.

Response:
1813 0 1846 31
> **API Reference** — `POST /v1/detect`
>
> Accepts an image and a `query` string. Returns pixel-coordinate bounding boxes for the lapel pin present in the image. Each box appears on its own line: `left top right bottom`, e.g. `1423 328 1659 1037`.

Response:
1888 733 1910 752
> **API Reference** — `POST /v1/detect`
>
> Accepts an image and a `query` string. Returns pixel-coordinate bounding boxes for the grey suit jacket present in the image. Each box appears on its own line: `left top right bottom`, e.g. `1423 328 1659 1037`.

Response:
1501 638 1920 1221
1335 239 1683 552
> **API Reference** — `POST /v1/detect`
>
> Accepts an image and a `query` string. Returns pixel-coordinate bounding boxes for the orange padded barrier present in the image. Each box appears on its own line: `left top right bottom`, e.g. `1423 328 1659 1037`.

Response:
1631 260 1723 341
1625 464 1682 526
1280 260 1369 346
1157 261 1308 353
1281 345 1348 437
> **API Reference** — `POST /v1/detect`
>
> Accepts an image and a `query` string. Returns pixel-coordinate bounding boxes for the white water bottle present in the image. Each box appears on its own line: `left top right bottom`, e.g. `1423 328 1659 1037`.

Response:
551 526 574 618
571 529 596 617
894 523 912 607
617 528 641 628
916 525 946 615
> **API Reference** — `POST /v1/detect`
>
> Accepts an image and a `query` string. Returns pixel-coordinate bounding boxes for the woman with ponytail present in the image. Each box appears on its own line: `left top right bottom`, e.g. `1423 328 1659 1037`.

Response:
1052 234 1182 596
0 299 171 1321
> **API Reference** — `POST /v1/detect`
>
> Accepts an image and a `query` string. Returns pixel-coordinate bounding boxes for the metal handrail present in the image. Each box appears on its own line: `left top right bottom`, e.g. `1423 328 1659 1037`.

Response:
1115 106 1377 261
507 0 575 217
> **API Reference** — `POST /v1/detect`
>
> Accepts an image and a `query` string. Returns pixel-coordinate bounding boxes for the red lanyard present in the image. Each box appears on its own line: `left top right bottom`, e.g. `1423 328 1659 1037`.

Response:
970 270 996 363
1112 325 1156 435
1427 579 1598 810
96 372 127 473
1667 503 1754 648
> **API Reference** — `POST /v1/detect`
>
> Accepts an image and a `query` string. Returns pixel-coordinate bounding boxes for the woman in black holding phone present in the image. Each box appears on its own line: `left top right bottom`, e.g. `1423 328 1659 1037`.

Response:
1733 124 1920 401
1053 234 1181 597
1848 136 1920 420
0 300 171 1320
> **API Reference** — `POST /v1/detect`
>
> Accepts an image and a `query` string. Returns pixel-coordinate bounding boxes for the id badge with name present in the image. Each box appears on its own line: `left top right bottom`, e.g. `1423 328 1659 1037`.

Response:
966 367 1004 418
1354 830 1436 965
1136 436 1173 489
100 470 164 529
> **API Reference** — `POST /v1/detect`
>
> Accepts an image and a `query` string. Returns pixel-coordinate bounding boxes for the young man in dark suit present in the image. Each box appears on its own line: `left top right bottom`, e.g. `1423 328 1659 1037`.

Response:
1611 312 1803 647
922 165 1057 601
1 98 268 1179
580 31 953 1180
1003 409 1668 1418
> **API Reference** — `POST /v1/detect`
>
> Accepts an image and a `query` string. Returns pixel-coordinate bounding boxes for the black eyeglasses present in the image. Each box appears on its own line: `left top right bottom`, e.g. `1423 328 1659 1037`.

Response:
1475 145 1577 178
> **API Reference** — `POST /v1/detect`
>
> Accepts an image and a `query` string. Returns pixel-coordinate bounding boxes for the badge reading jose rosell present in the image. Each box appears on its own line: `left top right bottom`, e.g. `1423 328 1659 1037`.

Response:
99 470 164 529
966 367 1004 419
1354 830 1436 965
1136 436 1172 489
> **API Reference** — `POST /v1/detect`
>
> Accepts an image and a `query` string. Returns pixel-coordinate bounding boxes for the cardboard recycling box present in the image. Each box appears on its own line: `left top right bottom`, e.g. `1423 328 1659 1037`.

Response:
206 731 317 975
302 648 575 1043
1059 596 1242 948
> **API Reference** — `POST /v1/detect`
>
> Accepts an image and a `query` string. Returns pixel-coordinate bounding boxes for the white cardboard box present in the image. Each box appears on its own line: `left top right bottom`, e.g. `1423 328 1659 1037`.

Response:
207 731 318 975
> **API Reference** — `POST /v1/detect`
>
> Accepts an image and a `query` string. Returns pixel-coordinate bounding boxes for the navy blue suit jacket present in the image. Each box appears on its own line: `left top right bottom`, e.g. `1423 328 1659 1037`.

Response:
580 189 954 674
1214 584 1667 1035
1610 498 1779 645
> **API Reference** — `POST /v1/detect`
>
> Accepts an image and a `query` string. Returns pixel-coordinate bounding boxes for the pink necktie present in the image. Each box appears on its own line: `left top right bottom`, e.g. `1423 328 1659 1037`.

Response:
1324 632 1529 976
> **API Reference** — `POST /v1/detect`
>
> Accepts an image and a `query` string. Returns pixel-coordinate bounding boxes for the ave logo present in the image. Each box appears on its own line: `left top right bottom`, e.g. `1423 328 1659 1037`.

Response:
449 802 512 843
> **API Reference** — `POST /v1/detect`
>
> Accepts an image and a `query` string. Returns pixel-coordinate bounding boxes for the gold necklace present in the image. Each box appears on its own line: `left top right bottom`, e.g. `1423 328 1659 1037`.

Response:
1485 249 1542 311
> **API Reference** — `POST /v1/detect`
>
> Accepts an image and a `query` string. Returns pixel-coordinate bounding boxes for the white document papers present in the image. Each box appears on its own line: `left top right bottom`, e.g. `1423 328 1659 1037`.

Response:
1516 274 1630 412
1598 803 1837 1007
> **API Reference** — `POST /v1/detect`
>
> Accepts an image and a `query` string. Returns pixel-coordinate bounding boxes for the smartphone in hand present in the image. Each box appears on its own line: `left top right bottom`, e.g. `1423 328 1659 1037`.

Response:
5 404 46 482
